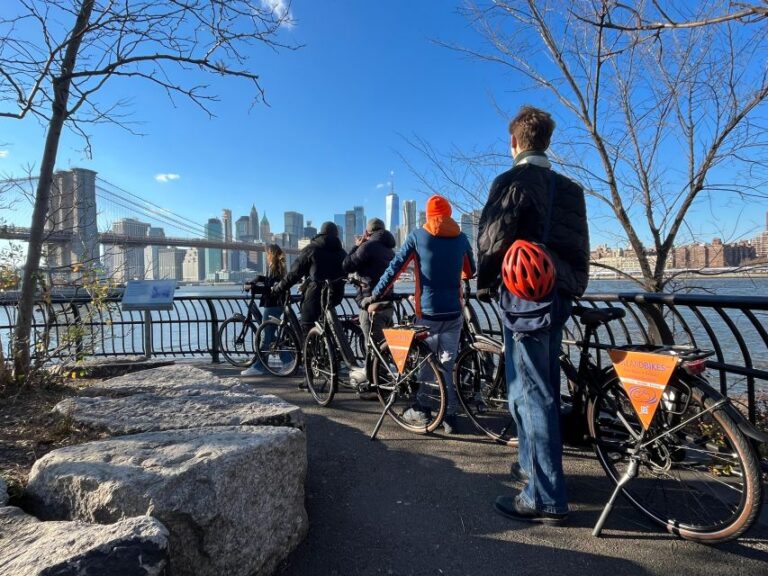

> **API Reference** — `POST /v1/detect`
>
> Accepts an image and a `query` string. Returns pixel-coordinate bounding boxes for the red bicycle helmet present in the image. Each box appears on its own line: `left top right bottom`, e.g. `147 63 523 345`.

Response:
502 240 556 301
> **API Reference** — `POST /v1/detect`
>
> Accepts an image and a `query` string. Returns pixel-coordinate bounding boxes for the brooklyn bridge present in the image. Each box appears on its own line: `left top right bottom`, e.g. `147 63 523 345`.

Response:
0 169 298 283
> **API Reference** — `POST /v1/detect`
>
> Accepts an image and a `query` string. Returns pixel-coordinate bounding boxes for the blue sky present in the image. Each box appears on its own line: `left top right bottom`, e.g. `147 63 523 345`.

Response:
1 0 766 247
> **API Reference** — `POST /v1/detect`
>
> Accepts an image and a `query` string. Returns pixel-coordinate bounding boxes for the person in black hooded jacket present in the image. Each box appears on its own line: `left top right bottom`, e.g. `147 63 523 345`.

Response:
273 221 347 336
342 217 396 348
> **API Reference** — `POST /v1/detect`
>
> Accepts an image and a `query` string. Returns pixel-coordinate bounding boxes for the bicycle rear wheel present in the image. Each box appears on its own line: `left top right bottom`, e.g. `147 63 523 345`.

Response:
588 373 763 543
254 318 301 377
372 339 446 434
454 345 518 445
218 317 257 367
304 327 337 406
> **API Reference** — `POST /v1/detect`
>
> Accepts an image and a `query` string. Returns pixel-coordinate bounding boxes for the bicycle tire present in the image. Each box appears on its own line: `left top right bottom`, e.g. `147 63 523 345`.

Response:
372 339 446 434
304 327 337 406
254 318 301 377
218 317 257 367
588 372 763 543
454 345 518 446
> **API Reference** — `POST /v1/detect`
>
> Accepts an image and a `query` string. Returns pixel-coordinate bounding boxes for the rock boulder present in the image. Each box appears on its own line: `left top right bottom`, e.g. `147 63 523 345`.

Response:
0 477 7 506
53 390 304 436
26 426 307 576
0 506 168 576
81 363 250 398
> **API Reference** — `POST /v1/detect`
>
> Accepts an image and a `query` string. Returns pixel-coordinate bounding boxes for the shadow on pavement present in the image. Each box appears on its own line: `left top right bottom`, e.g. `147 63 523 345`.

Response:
209 365 768 576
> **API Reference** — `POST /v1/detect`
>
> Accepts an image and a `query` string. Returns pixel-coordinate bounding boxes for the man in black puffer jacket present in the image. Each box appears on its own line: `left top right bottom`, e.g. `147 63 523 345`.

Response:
342 217 396 347
477 106 589 527
274 221 347 337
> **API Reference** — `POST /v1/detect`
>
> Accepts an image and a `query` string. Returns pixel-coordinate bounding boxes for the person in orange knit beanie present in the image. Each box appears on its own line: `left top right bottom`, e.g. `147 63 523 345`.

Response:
364 194 476 434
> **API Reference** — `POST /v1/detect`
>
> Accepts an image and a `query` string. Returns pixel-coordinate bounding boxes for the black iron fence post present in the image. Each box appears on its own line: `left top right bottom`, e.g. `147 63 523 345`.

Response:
205 298 221 364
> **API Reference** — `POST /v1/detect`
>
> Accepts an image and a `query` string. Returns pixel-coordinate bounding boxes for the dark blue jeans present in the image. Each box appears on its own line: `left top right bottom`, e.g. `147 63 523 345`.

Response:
504 297 572 514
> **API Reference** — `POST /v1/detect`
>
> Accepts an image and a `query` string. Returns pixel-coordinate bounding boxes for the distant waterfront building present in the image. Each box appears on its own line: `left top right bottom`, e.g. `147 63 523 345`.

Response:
182 247 206 282
158 247 186 280
205 217 223 278
385 192 400 238
45 168 99 282
418 210 426 228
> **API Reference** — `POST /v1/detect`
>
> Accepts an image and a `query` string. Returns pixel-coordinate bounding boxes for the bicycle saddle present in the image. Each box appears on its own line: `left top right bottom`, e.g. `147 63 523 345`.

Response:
573 306 626 327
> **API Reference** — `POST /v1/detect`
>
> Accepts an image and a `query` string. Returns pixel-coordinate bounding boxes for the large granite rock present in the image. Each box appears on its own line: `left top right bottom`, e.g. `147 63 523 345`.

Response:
0 477 7 506
53 390 304 436
0 506 168 576
82 364 249 398
26 426 307 576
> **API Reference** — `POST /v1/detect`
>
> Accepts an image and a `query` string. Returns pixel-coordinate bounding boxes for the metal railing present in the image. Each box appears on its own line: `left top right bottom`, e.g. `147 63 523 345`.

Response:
1 290 765 425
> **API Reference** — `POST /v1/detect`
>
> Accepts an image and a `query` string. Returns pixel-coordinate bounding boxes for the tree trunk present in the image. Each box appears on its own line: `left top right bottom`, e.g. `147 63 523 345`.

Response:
12 0 94 379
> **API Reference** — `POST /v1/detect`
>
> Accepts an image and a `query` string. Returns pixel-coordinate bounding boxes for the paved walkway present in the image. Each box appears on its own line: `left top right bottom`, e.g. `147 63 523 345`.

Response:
211 365 768 576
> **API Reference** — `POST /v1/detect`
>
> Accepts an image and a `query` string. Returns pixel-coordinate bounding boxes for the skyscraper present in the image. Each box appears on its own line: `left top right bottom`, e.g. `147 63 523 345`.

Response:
260 213 272 244
105 218 150 282
401 200 417 245
284 211 304 248
234 215 250 272
303 221 317 239
249 204 260 241
460 210 482 254
182 247 206 282
158 247 186 280
345 210 356 250
354 206 365 235
334 213 345 245
385 192 400 237
144 227 165 280
222 209 232 271
205 217 223 278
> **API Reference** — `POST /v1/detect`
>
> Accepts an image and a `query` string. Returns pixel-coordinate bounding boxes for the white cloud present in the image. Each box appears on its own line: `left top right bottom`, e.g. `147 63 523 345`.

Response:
0 150 8 158
376 181 392 190
261 0 295 27
155 173 180 183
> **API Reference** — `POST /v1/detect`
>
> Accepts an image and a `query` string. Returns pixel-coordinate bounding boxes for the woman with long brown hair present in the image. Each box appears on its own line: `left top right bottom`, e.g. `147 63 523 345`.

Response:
241 243 287 376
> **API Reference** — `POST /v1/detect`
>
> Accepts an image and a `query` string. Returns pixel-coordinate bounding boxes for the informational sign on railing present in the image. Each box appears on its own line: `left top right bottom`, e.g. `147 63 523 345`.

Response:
121 280 176 311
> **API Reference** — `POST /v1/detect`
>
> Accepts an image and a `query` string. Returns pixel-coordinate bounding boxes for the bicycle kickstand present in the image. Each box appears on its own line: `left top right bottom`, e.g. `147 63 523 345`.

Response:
592 456 639 537
370 392 397 441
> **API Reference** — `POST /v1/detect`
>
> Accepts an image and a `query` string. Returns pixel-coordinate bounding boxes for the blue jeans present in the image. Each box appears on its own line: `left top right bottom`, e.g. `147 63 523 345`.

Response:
417 316 463 416
504 297 572 514
253 306 288 367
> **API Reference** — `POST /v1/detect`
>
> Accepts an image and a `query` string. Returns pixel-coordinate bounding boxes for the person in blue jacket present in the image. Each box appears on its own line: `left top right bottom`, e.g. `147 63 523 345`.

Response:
362 195 476 434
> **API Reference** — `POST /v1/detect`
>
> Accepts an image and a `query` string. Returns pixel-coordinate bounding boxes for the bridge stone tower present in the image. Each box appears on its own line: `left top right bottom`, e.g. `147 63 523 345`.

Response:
45 168 99 282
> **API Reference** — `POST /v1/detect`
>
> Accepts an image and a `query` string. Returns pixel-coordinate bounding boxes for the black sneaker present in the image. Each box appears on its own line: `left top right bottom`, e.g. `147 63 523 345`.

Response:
509 462 529 484
493 495 568 526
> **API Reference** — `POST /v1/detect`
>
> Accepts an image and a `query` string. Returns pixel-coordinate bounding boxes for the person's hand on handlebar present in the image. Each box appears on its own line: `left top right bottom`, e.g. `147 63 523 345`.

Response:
359 295 376 311
476 287 496 303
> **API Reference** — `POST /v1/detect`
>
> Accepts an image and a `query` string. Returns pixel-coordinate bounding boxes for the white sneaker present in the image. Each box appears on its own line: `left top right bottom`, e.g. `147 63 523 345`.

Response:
349 368 367 387
402 408 429 426
241 364 265 376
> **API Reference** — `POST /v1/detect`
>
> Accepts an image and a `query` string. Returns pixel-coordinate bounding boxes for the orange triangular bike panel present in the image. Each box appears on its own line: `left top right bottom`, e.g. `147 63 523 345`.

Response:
383 328 416 374
608 350 678 430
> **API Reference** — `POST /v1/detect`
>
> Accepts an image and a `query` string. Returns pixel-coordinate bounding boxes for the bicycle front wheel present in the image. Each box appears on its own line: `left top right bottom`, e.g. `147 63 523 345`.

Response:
304 327 338 406
588 373 763 543
372 339 446 434
218 317 257 367
454 345 517 445
254 318 301 377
